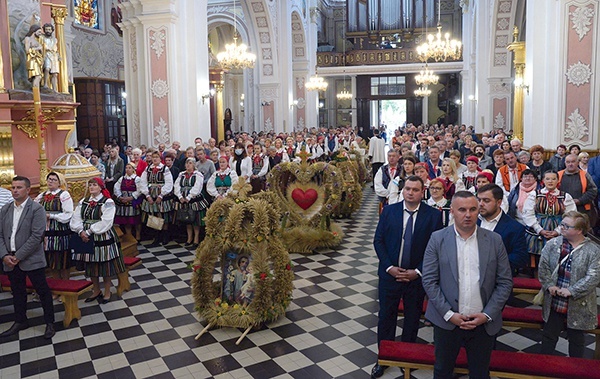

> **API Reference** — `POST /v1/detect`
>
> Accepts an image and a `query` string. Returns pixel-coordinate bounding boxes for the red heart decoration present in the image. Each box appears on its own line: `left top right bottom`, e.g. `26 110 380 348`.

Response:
291 188 318 210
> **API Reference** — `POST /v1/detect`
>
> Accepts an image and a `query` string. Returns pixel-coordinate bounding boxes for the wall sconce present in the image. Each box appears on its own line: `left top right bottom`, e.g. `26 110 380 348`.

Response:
290 100 298 109
319 101 324 108
468 95 477 102
261 100 272 106
201 88 216 104
514 77 529 94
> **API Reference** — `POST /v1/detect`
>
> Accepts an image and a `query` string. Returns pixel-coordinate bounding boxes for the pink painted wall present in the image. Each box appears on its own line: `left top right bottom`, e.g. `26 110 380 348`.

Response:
563 4 594 144
148 27 170 146
263 104 274 131
492 98 508 129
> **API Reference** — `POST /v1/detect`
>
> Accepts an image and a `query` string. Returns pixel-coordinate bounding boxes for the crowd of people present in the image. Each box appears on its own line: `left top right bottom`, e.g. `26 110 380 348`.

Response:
370 122 600 379
1 121 599 372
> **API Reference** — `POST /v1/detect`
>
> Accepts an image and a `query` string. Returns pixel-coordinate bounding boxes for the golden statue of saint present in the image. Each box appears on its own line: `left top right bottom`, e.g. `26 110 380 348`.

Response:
23 24 44 88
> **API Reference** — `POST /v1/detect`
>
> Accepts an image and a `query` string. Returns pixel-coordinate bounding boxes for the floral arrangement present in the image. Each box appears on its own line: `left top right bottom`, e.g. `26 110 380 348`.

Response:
266 156 345 253
329 157 363 218
191 197 294 329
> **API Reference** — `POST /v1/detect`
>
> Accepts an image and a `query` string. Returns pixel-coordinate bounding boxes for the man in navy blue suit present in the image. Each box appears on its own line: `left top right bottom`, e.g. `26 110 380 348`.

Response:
476 183 528 274
371 176 443 378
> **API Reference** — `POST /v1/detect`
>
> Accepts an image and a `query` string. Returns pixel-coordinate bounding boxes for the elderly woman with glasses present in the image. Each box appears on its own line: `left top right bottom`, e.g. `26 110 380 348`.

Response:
538 211 600 357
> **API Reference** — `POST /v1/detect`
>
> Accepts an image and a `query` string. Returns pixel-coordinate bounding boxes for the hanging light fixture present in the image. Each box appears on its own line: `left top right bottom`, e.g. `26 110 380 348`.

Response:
415 64 439 86
217 0 256 70
337 86 352 100
305 67 328 92
416 0 462 62
336 9 352 101
414 86 432 97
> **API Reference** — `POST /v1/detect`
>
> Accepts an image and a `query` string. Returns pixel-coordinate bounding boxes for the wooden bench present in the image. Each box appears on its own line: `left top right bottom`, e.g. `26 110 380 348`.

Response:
116 228 139 257
116 256 142 297
378 340 600 379
512 277 542 295
397 301 600 359
0 275 92 328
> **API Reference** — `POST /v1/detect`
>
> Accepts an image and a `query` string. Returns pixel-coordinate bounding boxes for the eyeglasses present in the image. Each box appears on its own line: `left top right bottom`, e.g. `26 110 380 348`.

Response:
559 223 576 230
429 187 444 191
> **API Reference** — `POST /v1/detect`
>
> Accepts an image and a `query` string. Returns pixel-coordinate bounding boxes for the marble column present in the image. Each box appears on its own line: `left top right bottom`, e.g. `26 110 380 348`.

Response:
120 0 210 147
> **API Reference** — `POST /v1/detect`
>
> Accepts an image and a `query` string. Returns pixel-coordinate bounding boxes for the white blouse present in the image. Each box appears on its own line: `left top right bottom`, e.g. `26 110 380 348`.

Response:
113 174 142 199
522 188 576 233
139 163 174 197
207 168 239 198
70 195 116 235
34 189 73 224
174 171 204 201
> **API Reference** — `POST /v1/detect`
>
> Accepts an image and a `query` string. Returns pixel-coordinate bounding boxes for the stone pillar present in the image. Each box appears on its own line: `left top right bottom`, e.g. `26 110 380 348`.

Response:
351 75 357 128
421 95 429 124
49 5 69 93
525 0 599 149
507 27 525 142
120 0 211 147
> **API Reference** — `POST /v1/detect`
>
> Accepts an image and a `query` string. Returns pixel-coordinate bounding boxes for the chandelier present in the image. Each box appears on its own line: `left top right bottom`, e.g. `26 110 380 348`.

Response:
217 1 256 70
415 64 439 86
336 10 352 101
414 86 432 97
337 88 352 100
305 72 328 92
416 0 462 62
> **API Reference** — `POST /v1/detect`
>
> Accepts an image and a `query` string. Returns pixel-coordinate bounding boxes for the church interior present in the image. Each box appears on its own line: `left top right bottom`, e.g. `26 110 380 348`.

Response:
0 0 600 378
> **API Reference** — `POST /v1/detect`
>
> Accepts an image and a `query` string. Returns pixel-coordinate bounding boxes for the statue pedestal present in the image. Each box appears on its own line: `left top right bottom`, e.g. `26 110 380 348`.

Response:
0 88 78 187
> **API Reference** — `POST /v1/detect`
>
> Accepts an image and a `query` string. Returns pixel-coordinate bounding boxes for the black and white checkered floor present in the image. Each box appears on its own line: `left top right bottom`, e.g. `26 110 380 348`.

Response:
0 191 596 378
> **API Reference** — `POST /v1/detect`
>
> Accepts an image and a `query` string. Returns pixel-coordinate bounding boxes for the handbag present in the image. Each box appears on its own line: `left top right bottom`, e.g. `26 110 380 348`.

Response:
69 234 94 255
176 208 196 224
147 214 165 230
534 245 579 306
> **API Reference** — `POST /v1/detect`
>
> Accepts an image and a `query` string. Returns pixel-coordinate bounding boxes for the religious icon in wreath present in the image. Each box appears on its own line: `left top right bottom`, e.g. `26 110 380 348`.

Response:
221 252 255 306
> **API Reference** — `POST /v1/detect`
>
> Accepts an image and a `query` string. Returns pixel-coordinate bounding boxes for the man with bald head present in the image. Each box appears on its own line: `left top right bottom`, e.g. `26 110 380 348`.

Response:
558 154 598 224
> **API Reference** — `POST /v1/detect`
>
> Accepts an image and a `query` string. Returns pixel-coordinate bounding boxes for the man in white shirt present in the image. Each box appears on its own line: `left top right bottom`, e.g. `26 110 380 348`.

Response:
422 191 512 379
0 176 55 339
368 129 386 188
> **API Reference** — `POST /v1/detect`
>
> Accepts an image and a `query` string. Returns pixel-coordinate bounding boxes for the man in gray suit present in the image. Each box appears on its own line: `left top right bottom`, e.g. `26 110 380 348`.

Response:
422 191 512 379
0 176 55 339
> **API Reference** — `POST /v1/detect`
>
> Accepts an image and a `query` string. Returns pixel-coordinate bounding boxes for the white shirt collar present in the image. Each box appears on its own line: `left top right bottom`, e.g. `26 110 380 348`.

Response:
478 210 502 224
453 225 477 241
13 197 28 209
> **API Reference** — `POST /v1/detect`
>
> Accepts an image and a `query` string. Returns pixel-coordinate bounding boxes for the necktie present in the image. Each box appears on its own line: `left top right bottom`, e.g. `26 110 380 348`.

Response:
390 167 396 177
401 210 416 268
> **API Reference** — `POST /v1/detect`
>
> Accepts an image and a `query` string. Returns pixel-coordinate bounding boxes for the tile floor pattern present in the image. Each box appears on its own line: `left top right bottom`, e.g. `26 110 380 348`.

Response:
0 191 597 379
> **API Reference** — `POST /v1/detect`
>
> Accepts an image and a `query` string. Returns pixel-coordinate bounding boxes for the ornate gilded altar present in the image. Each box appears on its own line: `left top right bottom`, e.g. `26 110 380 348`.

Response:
50 151 100 203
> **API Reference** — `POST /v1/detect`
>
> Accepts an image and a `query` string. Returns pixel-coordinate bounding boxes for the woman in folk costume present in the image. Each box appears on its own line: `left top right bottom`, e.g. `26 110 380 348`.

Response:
250 143 269 194
174 158 207 250
523 170 576 268
439 157 465 200
139 151 174 247
273 138 290 164
34 172 74 283
114 162 143 241
285 137 296 160
426 177 453 227
70 178 126 304
207 156 240 200
461 155 482 190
